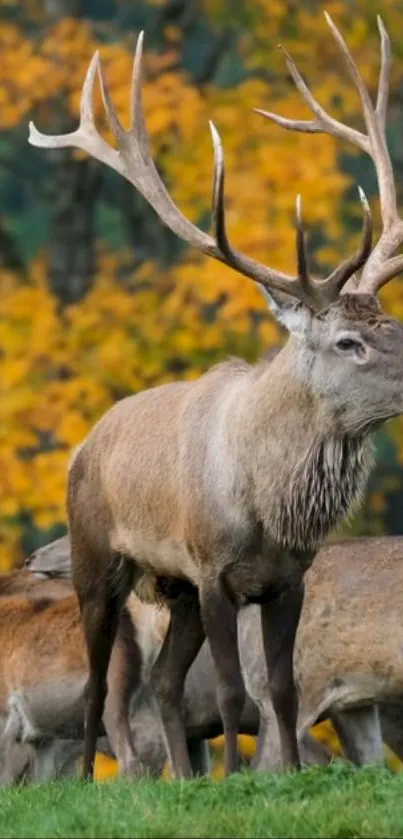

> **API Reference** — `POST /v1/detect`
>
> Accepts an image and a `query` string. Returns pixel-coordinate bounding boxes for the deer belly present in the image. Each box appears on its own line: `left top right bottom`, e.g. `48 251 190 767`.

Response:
111 526 200 586
6 677 87 742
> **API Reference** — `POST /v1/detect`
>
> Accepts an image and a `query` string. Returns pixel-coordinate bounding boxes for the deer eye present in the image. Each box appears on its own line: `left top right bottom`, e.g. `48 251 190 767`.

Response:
336 338 358 351
335 336 365 357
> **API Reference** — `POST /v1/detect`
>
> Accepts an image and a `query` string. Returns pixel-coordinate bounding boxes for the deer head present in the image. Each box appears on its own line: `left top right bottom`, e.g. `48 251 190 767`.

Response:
29 14 403 437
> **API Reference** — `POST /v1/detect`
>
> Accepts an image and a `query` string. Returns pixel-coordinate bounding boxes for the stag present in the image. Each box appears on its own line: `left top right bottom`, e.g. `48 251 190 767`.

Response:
29 15 403 780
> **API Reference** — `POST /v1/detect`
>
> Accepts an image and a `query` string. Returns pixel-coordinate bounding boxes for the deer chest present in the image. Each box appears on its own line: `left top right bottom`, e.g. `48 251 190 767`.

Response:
224 544 316 607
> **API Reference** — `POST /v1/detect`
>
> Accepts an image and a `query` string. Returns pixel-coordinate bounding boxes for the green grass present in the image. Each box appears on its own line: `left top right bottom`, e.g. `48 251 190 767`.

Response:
0 764 403 838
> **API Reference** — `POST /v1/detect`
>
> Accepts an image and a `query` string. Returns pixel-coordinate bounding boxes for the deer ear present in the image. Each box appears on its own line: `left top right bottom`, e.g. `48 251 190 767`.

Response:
260 287 313 339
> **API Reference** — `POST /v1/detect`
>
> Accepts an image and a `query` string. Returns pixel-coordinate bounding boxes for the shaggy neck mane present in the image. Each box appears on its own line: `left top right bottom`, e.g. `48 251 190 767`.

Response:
274 435 374 552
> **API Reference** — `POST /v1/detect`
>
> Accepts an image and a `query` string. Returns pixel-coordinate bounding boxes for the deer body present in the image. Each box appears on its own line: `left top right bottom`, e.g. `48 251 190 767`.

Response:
31 14 403 780
296 537 403 731
74 350 372 601
0 568 71 600
241 536 403 769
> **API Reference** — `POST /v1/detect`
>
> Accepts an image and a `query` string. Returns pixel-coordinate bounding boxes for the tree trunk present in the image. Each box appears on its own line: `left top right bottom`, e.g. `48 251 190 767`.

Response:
47 153 101 304
43 0 82 19
41 0 102 305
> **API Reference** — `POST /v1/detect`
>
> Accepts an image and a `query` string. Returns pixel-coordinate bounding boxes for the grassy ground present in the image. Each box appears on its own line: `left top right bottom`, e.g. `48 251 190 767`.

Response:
1 764 403 839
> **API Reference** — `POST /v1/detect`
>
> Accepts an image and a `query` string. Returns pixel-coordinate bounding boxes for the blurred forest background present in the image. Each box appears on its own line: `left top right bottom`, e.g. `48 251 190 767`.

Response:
1 0 403 569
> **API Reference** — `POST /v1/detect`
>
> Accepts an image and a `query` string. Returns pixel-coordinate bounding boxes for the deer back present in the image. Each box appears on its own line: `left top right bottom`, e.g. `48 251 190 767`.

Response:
0 568 72 599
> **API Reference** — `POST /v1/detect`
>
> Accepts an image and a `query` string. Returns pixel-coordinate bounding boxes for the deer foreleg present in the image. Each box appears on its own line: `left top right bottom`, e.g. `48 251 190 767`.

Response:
260 582 304 769
103 610 143 777
200 577 246 775
150 586 205 779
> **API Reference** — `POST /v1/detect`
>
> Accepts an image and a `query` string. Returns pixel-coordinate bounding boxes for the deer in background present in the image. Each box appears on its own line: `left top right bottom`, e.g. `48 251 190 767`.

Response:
242 535 403 770
0 555 260 784
0 565 71 600
29 14 403 781
25 535 71 581
0 562 330 785
0 584 144 782
5 530 403 785
26 534 403 775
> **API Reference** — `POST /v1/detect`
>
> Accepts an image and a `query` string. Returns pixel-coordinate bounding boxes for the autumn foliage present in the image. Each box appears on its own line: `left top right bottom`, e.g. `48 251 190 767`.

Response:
1 0 403 568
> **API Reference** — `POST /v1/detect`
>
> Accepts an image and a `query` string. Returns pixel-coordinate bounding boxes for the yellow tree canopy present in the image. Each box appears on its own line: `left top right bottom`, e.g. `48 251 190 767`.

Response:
1 1 403 565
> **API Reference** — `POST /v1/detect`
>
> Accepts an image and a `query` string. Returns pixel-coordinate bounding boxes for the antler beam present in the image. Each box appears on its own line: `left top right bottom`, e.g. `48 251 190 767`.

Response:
256 12 403 295
28 30 371 312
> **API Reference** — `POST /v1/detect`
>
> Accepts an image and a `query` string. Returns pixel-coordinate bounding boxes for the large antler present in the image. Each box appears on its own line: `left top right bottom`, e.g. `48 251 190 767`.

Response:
28 32 372 312
256 12 403 296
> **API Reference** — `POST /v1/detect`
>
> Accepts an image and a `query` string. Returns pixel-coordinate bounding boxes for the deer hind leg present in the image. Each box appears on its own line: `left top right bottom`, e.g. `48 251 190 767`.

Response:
331 705 384 766
200 577 246 775
260 582 304 769
74 552 134 781
102 608 143 777
103 689 142 778
150 583 205 779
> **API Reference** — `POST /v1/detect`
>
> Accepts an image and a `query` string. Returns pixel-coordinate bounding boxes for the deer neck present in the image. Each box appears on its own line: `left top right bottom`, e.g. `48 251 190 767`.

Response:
244 339 374 552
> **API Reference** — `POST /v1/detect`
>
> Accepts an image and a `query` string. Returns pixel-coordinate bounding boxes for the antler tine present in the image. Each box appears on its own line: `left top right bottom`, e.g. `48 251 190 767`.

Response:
89 35 219 257
253 108 322 135
293 185 372 302
130 30 148 145
256 12 403 297
28 52 125 176
97 58 125 141
324 11 398 232
324 12 403 292
370 253 403 291
29 50 99 149
209 120 226 248
208 121 318 304
376 15 390 128
254 44 369 153
295 195 309 290
79 50 101 128
97 31 147 145
321 186 373 296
